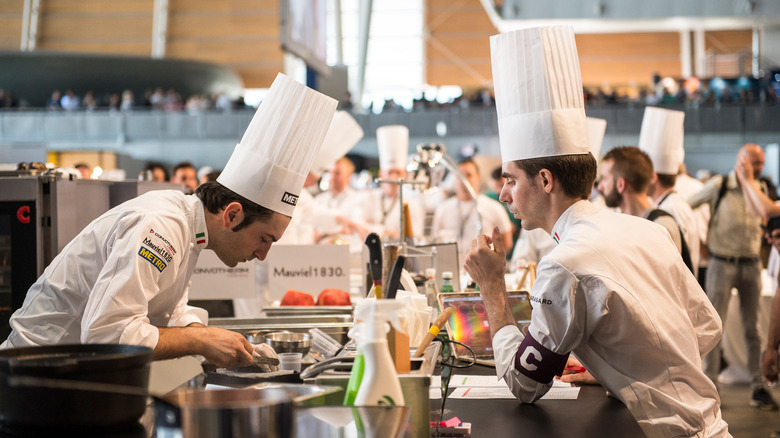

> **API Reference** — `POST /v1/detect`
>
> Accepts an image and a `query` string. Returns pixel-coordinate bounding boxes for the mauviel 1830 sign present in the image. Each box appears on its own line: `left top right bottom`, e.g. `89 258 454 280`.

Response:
266 244 350 301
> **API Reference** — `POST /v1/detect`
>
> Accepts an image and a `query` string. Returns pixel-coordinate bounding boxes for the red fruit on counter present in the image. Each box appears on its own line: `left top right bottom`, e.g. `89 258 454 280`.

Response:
280 289 315 306
317 288 351 306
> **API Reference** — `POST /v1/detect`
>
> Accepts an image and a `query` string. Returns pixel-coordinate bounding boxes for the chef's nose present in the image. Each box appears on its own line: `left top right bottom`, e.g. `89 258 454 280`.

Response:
498 183 510 203
254 244 272 261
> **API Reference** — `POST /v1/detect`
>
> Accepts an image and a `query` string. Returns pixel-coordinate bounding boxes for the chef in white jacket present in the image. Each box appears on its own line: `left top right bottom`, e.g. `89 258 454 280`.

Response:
464 26 729 438
1 74 337 369
350 125 425 241
640 106 701 276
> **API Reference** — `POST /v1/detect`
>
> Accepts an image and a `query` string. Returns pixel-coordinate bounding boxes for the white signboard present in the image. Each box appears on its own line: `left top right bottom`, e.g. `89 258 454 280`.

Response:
266 244 351 300
188 250 256 299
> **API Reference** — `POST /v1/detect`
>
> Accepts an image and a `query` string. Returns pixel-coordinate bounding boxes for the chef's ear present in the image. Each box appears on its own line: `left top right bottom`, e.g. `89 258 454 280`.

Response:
222 202 244 228
616 177 626 194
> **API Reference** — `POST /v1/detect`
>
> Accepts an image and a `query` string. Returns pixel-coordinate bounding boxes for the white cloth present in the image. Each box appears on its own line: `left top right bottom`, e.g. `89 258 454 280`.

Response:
510 228 556 268
431 195 512 267
377 125 409 171
278 190 316 245
675 173 710 249
658 191 702 276
312 111 364 175
492 200 728 438
355 188 425 240
586 117 607 159
2 191 209 350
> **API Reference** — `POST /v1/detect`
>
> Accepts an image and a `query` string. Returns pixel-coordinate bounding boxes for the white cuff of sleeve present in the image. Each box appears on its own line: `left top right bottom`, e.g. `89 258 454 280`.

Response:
493 324 524 378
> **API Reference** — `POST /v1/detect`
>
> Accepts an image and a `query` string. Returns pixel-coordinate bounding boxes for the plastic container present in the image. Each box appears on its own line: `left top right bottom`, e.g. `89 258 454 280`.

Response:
278 353 303 373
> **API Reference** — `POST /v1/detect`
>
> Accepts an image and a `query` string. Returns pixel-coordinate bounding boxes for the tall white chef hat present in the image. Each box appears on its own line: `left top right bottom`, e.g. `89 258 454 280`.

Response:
310 111 364 176
377 125 409 171
586 117 607 159
490 26 589 162
218 73 337 217
638 106 685 175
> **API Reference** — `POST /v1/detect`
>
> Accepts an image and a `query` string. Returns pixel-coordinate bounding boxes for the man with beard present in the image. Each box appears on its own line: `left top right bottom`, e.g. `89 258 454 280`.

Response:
598 146 689 264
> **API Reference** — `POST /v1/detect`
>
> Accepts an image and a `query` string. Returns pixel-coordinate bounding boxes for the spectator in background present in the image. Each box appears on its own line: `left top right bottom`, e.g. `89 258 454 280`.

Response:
82 91 97 112
486 165 521 256
46 90 62 111
214 92 232 112
165 89 183 112
150 87 165 110
107 93 120 112
171 162 198 193
120 90 134 112
143 162 169 182
74 163 92 179
60 89 80 111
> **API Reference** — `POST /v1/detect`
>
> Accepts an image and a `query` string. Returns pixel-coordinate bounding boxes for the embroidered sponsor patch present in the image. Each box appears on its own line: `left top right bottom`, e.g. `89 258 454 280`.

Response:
138 246 167 272
513 333 569 383
281 191 298 206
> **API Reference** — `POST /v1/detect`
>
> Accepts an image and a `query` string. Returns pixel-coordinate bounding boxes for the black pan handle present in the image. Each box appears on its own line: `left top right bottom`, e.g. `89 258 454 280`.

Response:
384 255 406 299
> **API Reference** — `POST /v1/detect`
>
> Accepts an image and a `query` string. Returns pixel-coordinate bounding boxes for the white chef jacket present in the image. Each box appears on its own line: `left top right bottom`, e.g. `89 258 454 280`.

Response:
356 188 425 240
658 191 702 276
1 190 208 350
492 200 729 438
312 187 363 234
676 173 710 248
432 194 511 267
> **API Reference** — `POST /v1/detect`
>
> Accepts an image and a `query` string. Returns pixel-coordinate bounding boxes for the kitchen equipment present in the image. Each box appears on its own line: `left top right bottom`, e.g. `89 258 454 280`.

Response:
278 353 302 372
210 314 353 345
262 306 353 317
412 307 453 358
384 255 407 299
264 332 312 356
250 383 344 406
156 386 294 438
365 232 383 298
308 328 343 362
296 406 411 438
0 344 153 429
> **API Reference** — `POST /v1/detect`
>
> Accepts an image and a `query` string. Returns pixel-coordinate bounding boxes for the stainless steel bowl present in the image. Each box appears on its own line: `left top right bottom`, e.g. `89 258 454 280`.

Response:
264 332 312 356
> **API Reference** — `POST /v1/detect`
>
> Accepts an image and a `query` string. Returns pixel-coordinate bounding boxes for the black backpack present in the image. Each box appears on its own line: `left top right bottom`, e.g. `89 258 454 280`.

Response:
647 209 694 274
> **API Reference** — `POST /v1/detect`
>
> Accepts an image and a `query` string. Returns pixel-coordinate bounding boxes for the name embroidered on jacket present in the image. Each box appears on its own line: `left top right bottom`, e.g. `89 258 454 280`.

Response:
138 246 167 272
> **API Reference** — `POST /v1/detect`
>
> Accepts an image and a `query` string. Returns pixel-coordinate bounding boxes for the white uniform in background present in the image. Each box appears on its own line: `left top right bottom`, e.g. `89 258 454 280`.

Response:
510 227 556 268
676 173 710 259
493 201 727 438
658 191 701 275
357 188 425 239
312 187 363 234
2 191 207 349
432 194 511 267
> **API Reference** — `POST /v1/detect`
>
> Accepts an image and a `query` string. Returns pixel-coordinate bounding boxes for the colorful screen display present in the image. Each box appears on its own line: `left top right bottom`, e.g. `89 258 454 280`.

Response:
440 292 532 358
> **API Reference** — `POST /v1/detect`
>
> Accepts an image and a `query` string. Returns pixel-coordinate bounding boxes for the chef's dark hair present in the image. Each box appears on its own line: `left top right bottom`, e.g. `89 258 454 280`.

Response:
601 146 653 193
514 153 597 200
196 181 275 232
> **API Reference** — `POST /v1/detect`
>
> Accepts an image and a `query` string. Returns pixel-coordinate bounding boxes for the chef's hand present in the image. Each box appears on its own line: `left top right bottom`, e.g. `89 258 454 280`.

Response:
253 343 280 372
735 153 755 183
558 357 599 385
764 348 780 384
464 227 507 289
198 327 254 369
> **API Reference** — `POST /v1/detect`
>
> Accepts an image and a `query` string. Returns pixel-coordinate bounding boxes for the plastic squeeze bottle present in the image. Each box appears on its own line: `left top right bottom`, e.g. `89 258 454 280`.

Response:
352 299 406 406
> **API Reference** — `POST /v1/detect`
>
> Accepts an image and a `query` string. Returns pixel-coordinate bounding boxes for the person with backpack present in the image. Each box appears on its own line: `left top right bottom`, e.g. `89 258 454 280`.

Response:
688 143 777 410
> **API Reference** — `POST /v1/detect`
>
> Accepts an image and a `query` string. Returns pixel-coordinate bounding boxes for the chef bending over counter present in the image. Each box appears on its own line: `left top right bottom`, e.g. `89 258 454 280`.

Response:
463 26 730 438
0 73 338 370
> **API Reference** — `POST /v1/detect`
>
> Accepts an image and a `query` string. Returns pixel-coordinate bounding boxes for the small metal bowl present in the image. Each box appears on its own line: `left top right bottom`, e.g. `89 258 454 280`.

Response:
263 332 312 356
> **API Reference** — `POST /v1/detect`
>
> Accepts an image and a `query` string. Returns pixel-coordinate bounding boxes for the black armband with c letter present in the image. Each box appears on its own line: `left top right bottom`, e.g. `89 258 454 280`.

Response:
513 333 569 383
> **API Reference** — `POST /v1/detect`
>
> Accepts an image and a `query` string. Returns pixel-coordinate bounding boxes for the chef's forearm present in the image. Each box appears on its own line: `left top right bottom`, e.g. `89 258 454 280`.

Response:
154 327 201 360
481 279 517 340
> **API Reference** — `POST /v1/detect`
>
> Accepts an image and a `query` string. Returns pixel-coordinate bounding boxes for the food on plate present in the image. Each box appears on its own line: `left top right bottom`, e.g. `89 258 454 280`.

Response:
280 289 315 306
316 288 351 306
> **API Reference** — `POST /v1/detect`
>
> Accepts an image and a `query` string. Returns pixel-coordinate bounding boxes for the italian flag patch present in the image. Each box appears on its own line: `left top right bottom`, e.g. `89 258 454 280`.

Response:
196 232 206 245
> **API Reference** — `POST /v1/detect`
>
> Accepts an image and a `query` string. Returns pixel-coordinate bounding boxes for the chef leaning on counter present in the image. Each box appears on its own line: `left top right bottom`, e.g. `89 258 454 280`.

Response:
0 73 337 369
464 26 730 438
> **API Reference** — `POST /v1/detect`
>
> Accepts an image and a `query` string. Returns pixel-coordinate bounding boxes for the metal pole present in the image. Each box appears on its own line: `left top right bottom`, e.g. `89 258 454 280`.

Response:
20 0 30 51
356 0 373 111
152 0 169 59
333 0 344 65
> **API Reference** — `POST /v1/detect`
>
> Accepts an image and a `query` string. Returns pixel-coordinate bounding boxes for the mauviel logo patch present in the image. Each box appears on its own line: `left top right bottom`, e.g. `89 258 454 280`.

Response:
281 191 298 206
138 246 167 272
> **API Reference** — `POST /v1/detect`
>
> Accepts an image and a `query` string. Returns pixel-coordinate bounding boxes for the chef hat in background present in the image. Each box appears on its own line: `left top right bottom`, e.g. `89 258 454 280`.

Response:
586 117 607 159
310 111 365 176
490 26 589 162
218 73 337 217
638 106 685 175
377 125 409 171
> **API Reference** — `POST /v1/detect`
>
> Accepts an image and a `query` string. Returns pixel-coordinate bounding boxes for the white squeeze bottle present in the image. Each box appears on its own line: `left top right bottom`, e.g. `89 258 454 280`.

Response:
353 299 406 406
